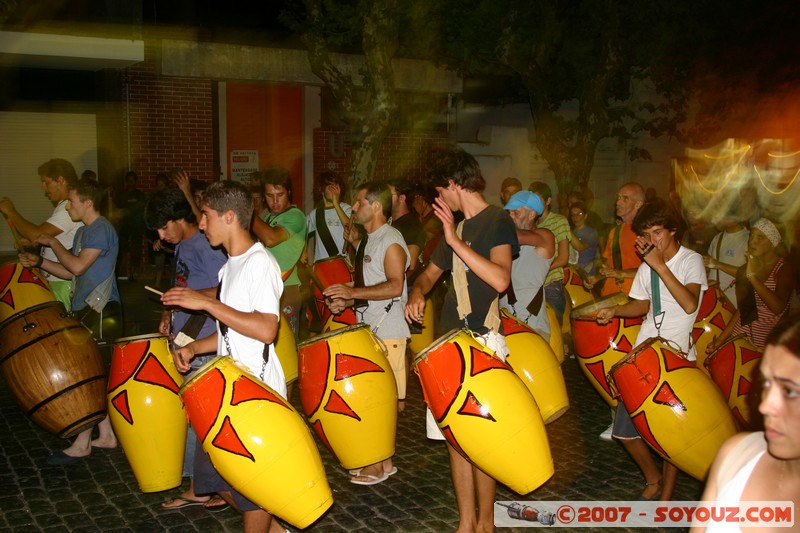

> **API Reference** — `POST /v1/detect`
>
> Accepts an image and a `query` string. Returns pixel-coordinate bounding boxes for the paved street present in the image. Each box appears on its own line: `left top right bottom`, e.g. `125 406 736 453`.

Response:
0 277 704 532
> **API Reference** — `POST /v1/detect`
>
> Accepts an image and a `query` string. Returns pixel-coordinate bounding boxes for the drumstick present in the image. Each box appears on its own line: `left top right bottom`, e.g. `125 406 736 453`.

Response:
5 218 25 250
144 285 164 297
341 210 357 256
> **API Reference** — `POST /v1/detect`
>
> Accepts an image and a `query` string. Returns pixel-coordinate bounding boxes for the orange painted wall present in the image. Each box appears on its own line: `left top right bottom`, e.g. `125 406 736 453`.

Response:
226 83 305 209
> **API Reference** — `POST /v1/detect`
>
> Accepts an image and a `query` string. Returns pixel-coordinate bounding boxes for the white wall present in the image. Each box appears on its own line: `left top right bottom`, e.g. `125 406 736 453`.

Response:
0 111 97 252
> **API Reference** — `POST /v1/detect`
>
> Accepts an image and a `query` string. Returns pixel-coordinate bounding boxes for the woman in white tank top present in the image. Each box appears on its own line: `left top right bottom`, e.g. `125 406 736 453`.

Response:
691 312 800 532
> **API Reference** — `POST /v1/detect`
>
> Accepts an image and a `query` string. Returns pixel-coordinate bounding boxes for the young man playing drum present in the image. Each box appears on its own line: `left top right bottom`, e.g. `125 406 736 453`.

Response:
19 177 121 464
144 187 228 511
405 146 518 533
1 158 84 310
162 180 287 533
323 181 410 485
595 200 707 501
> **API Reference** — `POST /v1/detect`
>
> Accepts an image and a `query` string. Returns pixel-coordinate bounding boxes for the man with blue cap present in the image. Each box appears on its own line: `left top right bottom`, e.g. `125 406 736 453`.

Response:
500 190 556 338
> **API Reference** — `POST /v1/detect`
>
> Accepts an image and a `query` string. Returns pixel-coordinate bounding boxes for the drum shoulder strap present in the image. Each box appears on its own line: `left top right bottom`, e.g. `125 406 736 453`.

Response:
315 203 339 257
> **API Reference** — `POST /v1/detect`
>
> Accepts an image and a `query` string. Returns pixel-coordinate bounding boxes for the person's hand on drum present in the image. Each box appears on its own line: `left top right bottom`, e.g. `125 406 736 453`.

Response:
18 251 40 268
598 265 618 280
584 274 598 290
595 306 616 325
32 232 56 248
158 310 171 338
405 289 426 325
172 343 195 373
327 297 347 315
323 282 354 302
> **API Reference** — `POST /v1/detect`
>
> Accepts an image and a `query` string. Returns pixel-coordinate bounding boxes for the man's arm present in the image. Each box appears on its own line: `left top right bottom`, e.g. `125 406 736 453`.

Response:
323 244 407 302
549 236 569 270
596 298 649 324
0 198 63 241
252 216 289 248
517 228 555 259
161 287 279 345
405 261 444 323
37 233 101 277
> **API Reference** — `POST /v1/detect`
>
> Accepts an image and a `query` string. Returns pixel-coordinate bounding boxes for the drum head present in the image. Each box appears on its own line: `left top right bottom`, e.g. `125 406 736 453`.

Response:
179 355 229 394
297 323 370 348
412 328 464 366
570 292 628 320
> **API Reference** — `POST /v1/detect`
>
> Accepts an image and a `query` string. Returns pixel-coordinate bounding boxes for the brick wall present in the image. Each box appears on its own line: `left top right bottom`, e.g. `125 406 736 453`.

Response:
125 43 215 191
313 129 449 196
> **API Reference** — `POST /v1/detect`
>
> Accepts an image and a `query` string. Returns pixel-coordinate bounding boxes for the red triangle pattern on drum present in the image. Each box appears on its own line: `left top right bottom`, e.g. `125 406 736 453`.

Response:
457 391 496 421
310 419 334 454
741 347 762 366
691 326 704 344
631 411 670 457
18 267 49 290
108 340 149 392
500 313 529 336
324 389 361 421
710 312 728 331
585 361 614 397
212 415 255 462
334 353 384 380
0 264 13 292
441 426 468 459
231 375 289 408
111 390 133 425
697 289 716 318
298 341 330 417
737 375 752 396
134 352 180 394
663 352 694 372
731 406 747 427
186 368 226 443
470 347 507 377
616 334 634 354
653 382 687 411
0 290 13 310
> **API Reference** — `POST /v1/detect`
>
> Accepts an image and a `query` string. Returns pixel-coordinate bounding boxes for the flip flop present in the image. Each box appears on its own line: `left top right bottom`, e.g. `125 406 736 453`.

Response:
203 496 230 513
349 466 397 477
385 466 398 476
161 497 206 509
350 471 390 486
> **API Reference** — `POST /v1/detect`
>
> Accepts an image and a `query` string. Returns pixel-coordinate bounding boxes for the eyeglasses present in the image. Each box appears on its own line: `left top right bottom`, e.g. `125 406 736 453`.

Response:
571 212 585 217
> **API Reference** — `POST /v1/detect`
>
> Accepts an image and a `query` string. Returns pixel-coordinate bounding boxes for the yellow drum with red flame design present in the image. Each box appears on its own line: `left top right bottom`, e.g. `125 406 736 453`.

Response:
704 334 763 428
298 324 397 470
545 303 565 363
0 262 55 324
107 334 186 493
563 266 595 310
570 293 641 407
501 308 569 424
608 337 737 480
275 313 298 383
414 329 553 495
181 356 332 529
692 283 736 371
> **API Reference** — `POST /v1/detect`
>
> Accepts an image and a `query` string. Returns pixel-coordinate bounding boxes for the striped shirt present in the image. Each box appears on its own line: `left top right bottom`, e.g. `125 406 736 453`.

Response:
733 258 789 348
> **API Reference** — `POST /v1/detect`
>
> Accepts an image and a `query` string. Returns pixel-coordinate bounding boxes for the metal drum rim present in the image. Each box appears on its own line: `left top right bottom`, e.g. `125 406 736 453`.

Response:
178 354 233 395
112 332 169 346
0 300 67 329
569 291 628 320
296 322 371 348
703 333 760 369
412 327 468 367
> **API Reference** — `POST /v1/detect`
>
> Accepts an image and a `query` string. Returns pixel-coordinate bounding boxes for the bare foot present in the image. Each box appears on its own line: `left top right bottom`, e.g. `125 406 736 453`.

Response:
91 436 118 450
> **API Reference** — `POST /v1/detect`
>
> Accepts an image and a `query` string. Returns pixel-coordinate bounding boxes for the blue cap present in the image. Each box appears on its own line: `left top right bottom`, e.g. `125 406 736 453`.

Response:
504 190 544 215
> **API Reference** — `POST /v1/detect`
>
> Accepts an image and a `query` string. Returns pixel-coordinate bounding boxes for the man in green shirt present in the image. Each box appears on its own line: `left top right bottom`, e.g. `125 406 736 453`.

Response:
252 167 307 337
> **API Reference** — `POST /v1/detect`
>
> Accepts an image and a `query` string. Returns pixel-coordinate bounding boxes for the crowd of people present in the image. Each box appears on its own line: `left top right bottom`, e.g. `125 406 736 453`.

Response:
2 148 800 532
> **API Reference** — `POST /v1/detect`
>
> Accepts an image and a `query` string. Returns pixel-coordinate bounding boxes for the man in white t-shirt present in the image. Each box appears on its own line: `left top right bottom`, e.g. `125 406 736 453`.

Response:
596 200 707 502
0 158 83 310
163 180 285 532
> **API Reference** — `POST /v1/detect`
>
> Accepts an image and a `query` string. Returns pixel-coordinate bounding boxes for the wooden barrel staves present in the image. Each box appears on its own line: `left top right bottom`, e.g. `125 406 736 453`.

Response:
0 302 107 438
